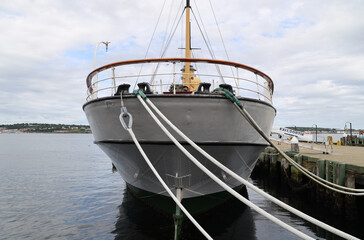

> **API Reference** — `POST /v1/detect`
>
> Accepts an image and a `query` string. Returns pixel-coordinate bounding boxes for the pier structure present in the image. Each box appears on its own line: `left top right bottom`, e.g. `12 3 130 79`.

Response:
255 141 364 219
341 136 364 147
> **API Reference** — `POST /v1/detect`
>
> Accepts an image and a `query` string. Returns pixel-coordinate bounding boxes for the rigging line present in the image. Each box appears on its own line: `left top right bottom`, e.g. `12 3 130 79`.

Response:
208 0 235 79
149 7 186 86
195 0 235 81
192 1 215 59
159 0 180 57
190 51 203 81
160 0 184 59
161 8 185 58
191 51 199 72
159 0 173 57
145 0 167 58
191 9 225 84
191 9 215 59
208 0 230 62
134 0 168 91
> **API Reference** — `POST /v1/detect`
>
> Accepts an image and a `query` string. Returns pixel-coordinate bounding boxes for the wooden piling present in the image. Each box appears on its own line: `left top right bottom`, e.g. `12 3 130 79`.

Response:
253 146 363 219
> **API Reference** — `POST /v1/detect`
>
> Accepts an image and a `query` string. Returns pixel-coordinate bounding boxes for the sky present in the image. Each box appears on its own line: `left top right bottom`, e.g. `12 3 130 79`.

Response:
0 0 363 129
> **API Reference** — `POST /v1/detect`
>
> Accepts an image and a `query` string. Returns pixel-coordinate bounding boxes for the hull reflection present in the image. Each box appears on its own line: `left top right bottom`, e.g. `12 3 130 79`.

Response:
113 187 258 240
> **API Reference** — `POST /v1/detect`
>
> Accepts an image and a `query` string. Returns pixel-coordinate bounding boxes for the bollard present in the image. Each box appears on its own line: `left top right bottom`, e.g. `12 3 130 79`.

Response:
290 137 300 152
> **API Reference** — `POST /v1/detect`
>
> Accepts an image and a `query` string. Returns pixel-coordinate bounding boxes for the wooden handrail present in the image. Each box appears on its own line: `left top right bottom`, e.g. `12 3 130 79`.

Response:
86 58 274 93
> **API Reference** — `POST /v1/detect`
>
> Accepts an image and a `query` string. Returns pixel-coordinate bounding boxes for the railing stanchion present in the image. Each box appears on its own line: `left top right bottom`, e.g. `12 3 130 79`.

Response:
173 62 176 94
255 74 261 100
160 79 163 94
112 67 116 95
236 67 239 96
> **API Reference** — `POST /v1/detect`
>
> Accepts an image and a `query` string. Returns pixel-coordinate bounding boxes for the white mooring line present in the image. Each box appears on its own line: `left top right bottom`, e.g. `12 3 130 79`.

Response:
144 96 360 240
232 102 364 196
119 113 213 240
119 92 360 240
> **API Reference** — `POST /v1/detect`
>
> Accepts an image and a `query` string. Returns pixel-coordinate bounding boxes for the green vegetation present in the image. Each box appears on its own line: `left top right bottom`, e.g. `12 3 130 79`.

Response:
285 126 339 132
0 123 91 133
285 126 362 133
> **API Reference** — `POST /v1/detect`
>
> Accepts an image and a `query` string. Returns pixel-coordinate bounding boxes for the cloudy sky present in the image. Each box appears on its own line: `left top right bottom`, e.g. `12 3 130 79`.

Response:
1 0 363 129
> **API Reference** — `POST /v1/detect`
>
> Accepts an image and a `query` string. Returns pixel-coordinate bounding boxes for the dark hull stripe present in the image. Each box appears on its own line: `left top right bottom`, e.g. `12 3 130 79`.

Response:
95 140 268 146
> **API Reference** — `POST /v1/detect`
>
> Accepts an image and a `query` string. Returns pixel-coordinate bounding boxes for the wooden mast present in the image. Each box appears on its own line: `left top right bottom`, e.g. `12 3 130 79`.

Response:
182 0 199 91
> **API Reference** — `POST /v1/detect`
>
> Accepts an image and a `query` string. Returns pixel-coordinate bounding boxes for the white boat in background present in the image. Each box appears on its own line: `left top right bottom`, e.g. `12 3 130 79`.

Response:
271 127 313 142
83 0 275 214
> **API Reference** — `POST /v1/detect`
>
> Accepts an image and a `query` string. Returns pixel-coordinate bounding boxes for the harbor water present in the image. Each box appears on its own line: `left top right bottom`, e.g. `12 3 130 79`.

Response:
0 134 362 239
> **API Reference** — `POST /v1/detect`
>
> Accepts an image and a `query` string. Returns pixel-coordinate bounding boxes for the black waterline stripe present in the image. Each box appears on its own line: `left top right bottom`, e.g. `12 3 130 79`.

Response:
95 140 268 146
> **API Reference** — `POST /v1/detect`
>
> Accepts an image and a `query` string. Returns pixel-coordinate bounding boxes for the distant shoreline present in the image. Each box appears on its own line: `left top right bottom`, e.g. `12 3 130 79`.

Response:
0 123 91 134
0 132 92 134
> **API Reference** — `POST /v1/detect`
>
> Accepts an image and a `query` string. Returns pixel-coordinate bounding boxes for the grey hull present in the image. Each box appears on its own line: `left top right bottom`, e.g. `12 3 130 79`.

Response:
84 94 275 198
98 142 266 198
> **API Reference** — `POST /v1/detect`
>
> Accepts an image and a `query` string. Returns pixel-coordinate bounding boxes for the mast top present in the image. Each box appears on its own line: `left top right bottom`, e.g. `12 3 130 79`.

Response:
186 0 190 8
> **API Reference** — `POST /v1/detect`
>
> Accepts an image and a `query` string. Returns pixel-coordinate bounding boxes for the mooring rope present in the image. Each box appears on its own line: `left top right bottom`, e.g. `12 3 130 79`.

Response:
215 87 364 196
133 90 315 240
136 92 360 240
118 103 213 240
232 102 364 196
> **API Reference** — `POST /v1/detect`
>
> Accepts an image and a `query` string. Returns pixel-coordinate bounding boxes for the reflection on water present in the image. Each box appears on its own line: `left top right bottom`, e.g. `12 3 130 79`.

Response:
250 170 364 240
1 134 361 239
113 187 257 240
113 188 174 240
180 187 257 240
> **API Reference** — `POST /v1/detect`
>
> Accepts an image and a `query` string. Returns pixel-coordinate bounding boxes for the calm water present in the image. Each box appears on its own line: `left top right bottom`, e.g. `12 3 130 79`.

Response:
0 134 361 239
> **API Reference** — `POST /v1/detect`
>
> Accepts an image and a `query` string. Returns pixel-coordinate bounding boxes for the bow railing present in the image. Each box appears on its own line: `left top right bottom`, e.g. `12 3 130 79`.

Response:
86 58 274 104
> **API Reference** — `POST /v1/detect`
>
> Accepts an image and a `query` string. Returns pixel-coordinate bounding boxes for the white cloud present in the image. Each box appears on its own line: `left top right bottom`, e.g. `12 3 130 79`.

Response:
0 0 363 129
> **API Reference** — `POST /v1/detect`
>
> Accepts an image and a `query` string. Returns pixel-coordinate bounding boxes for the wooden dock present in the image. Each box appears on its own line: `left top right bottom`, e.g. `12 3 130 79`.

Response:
341 136 364 147
272 140 364 167
254 141 364 219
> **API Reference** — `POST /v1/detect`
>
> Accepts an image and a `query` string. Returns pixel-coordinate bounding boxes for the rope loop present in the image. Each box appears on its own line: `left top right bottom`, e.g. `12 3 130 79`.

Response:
213 87 242 108
119 107 133 130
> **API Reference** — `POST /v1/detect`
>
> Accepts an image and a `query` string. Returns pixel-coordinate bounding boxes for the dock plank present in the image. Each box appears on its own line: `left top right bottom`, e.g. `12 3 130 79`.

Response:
272 140 364 167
